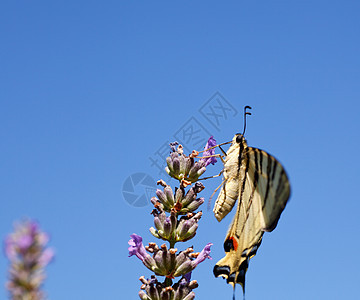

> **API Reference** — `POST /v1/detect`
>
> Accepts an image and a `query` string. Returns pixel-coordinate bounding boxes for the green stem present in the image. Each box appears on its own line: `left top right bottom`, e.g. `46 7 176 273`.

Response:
164 277 173 287
169 240 176 249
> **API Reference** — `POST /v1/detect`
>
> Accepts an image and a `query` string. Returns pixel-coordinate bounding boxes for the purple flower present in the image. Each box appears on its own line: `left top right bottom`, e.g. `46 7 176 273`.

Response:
192 243 213 267
184 272 192 283
37 232 50 246
128 234 160 273
169 141 179 153
39 248 55 267
200 136 217 167
5 221 36 258
4 237 16 261
17 234 33 250
128 234 149 262
4 219 54 300
5 220 53 262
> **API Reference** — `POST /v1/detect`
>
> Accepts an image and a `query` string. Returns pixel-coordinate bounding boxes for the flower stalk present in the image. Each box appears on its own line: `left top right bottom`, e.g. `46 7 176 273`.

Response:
128 137 217 299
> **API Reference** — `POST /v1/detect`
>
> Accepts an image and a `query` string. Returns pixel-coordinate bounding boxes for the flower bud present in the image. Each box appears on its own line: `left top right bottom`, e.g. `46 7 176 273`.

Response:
174 249 191 270
139 290 151 300
162 217 172 239
178 154 186 177
173 260 193 277
138 275 198 300
182 292 195 300
148 284 160 300
175 187 184 203
152 210 165 232
164 186 175 207
188 280 198 289
156 189 167 206
187 161 203 181
193 182 205 194
196 166 206 178
184 157 194 176
153 247 169 275
176 218 192 239
149 227 160 239
172 156 180 177
186 197 204 212
166 156 174 174
160 290 170 300
175 212 202 242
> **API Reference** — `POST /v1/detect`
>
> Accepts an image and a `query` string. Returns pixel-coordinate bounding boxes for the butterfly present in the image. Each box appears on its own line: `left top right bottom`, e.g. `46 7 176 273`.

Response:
213 106 291 296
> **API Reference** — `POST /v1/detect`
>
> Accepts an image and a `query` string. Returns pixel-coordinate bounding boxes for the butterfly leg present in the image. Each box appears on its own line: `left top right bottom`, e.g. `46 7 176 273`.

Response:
207 178 227 210
199 169 224 181
219 145 227 157
198 152 226 175
200 154 224 161
197 140 232 154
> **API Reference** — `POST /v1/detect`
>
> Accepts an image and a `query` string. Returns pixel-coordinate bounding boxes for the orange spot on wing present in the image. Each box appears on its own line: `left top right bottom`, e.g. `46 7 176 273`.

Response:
229 236 238 251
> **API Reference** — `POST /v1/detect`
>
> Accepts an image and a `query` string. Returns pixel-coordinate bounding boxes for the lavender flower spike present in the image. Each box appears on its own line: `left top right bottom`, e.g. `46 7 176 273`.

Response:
5 219 54 300
131 134 214 299
200 136 217 167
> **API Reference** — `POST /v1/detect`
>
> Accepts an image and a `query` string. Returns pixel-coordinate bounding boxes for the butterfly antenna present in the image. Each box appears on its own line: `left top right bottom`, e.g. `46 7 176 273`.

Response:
233 284 236 300
242 105 252 135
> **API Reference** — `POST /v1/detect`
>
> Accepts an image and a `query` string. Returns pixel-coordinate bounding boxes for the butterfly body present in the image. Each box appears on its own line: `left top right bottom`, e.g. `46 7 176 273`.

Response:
213 133 290 290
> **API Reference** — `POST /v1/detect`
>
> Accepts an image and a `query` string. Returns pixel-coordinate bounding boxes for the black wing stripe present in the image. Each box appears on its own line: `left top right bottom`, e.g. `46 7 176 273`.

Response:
259 149 263 174
241 234 263 258
275 169 287 201
271 156 278 182
235 149 251 232
253 149 260 187
237 140 244 174
263 152 272 209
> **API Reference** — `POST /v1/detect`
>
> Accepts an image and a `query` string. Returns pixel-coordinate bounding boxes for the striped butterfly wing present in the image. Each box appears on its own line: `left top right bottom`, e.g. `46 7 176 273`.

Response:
248 147 291 232
213 136 290 290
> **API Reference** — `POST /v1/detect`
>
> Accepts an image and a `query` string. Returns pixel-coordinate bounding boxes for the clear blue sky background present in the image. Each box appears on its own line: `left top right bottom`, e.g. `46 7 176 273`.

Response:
1 1 359 299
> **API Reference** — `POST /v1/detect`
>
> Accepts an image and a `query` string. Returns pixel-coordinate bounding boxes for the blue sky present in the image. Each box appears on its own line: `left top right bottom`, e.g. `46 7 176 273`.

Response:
1 1 360 299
